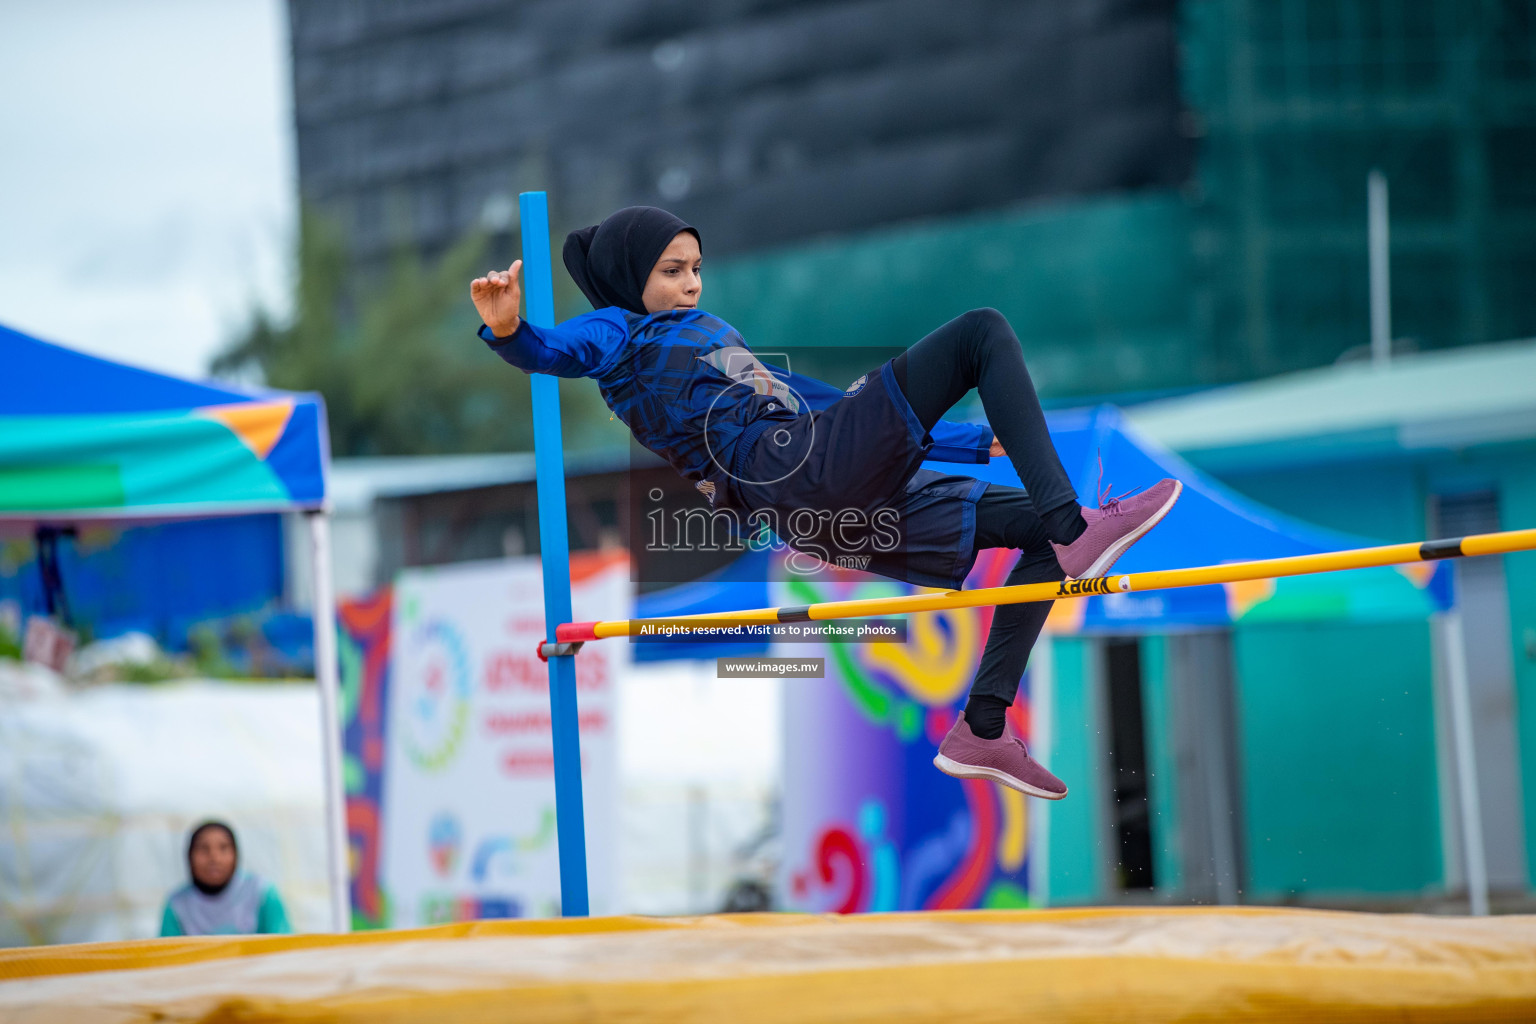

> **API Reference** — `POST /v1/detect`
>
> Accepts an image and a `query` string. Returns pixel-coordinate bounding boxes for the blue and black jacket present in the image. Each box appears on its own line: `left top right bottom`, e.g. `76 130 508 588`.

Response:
480 308 995 504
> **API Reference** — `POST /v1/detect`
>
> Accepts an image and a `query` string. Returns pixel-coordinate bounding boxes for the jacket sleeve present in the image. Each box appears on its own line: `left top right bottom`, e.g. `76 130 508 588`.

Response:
479 308 628 378
926 420 995 464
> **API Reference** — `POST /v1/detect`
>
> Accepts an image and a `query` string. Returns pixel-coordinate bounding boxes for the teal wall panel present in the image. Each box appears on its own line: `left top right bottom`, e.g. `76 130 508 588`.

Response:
1047 638 1107 904
1495 465 1536 883
1140 634 1183 895
1234 621 1442 898
1195 444 1536 896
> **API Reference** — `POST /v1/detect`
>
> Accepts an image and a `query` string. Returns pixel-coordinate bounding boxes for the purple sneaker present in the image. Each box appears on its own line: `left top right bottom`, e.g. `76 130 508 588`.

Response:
1049 478 1182 580
933 712 1068 800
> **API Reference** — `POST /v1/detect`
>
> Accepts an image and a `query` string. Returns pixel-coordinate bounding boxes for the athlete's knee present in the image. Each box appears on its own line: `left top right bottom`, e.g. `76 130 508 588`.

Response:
961 307 1009 334
962 308 1019 356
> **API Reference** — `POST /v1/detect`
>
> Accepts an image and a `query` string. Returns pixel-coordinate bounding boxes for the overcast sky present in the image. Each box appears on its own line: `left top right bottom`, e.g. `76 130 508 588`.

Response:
0 0 294 380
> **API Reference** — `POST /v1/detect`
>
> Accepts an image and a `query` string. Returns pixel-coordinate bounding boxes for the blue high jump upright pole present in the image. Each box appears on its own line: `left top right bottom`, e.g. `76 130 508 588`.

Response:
520 191 590 916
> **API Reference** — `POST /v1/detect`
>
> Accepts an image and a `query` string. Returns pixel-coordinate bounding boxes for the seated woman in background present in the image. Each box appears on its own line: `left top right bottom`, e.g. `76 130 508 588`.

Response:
159 821 291 937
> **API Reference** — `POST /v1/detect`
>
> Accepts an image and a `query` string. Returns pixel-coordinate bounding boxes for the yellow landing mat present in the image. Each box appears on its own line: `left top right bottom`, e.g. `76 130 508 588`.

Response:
2 906 1534 1023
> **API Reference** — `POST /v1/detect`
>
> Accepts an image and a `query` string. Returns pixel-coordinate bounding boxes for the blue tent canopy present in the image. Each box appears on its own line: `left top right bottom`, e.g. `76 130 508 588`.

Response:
633 547 773 661
637 404 1451 648
0 322 350 931
954 405 1452 628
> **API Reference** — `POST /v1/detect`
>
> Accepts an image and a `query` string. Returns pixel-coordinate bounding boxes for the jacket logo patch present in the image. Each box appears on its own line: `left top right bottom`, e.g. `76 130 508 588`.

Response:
695 480 717 505
699 347 801 413
844 374 868 397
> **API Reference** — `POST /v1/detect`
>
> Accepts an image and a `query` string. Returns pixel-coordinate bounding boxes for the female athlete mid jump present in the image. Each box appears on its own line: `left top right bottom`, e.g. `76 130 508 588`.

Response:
471 206 1180 800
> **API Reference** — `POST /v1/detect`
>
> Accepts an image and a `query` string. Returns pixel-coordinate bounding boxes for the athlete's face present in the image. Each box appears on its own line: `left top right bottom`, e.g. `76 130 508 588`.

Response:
641 231 702 314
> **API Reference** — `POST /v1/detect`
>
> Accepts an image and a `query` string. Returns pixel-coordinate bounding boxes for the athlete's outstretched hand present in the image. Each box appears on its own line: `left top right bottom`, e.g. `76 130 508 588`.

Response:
990 439 1007 459
471 260 523 338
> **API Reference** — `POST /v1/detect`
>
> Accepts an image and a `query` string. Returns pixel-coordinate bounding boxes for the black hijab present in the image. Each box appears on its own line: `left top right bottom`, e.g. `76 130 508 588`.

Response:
187 820 239 896
562 206 699 315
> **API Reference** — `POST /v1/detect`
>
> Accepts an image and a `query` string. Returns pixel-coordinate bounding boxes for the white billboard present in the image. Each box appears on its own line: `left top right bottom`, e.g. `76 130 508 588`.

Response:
382 553 626 922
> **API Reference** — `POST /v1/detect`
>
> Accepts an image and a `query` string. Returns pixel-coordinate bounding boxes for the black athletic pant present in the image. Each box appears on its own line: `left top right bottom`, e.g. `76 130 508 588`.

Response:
967 490 1066 704
892 308 1079 708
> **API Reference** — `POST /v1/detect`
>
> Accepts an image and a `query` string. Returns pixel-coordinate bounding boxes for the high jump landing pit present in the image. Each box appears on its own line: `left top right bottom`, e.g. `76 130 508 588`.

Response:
2 906 1534 1024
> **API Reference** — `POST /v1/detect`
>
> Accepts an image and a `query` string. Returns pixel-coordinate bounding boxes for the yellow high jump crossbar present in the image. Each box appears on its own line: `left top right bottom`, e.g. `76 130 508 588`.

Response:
538 527 1536 657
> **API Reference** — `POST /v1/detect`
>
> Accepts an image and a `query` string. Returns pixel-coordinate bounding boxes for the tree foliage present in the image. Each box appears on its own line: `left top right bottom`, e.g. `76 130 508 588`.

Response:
212 210 620 456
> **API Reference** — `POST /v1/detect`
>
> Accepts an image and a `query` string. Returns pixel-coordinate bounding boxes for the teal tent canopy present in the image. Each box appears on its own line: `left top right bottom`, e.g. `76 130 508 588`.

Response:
0 323 327 519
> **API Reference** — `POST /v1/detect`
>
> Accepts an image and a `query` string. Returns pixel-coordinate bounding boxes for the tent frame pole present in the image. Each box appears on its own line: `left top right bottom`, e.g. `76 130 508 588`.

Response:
307 509 351 932
1027 638 1054 908
521 190 590 917
1439 609 1490 915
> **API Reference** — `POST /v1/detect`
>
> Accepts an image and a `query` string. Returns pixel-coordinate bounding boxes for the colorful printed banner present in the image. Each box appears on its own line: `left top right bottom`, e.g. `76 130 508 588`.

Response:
339 587 393 929
780 547 1035 913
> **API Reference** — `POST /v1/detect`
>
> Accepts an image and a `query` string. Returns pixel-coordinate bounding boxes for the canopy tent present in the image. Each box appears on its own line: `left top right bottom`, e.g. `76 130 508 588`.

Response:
0 322 349 932
959 404 1453 628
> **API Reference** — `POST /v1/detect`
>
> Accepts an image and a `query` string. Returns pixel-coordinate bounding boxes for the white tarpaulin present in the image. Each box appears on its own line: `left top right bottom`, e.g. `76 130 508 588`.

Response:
0 674 331 945
383 556 626 922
